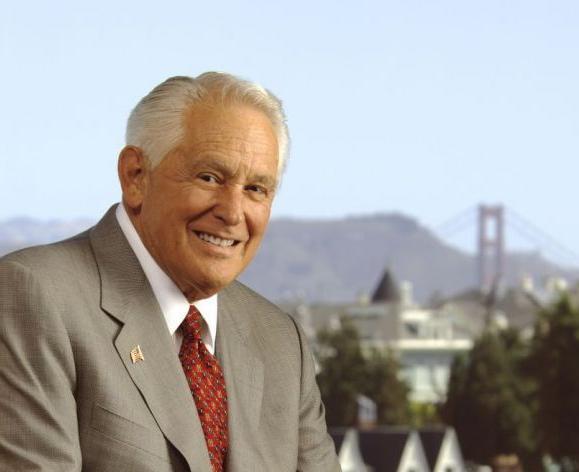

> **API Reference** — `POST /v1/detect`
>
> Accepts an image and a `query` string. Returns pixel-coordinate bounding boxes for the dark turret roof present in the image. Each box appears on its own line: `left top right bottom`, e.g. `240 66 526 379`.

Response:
371 269 400 303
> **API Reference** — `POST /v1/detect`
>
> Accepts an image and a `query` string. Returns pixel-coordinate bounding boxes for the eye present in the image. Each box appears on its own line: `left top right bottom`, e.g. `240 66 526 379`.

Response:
198 173 220 184
245 184 269 200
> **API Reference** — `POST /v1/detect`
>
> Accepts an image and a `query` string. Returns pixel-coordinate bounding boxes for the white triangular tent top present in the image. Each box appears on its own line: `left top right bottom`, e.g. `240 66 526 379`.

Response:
398 431 430 472
339 428 370 472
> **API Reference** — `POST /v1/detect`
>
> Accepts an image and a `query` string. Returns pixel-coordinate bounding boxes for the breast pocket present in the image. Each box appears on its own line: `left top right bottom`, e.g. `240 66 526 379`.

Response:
89 402 171 462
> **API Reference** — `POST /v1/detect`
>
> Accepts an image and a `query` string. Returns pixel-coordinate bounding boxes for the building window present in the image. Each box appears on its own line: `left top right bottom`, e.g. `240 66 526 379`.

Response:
404 322 419 337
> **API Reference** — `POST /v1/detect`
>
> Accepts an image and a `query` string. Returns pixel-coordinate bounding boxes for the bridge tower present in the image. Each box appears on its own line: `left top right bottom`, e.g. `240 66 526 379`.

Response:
478 205 505 292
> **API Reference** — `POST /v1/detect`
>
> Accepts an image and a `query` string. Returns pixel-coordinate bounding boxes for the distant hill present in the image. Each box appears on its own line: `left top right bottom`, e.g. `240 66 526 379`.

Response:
241 213 579 302
1 213 577 303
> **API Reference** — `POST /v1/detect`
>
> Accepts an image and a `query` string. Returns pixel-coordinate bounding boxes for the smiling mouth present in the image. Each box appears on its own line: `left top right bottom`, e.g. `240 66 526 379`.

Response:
194 231 239 248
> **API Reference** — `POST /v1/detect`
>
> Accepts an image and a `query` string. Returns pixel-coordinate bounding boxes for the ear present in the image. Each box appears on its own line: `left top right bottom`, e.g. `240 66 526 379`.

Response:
118 146 149 212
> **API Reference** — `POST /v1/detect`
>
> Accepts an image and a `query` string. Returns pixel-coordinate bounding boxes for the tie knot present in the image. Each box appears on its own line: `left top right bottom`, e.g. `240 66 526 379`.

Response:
181 305 203 341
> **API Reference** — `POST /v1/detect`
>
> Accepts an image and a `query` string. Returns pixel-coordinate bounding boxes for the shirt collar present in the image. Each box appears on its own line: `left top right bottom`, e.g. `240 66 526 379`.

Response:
115 203 218 349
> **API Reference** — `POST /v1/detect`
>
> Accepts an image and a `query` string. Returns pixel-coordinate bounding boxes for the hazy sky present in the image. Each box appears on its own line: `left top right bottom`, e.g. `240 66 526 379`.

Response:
1 1 578 261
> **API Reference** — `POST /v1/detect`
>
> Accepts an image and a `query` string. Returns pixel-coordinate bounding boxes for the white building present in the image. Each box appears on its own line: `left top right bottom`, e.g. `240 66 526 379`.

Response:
287 271 473 403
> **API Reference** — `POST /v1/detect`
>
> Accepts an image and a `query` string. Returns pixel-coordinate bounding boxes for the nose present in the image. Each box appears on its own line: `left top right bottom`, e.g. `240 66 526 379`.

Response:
213 185 243 226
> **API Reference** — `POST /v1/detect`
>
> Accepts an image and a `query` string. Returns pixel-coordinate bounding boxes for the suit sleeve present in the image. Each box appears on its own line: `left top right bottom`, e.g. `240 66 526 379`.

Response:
0 259 82 470
290 318 342 472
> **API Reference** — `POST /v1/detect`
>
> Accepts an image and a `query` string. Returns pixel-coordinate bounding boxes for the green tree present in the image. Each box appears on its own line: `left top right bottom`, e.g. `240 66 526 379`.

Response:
442 328 537 466
317 317 367 426
531 294 579 467
363 348 410 425
316 318 410 427
442 353 468 427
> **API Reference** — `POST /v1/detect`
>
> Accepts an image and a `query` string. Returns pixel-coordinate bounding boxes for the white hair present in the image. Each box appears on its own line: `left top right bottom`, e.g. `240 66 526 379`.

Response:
125 72 289 179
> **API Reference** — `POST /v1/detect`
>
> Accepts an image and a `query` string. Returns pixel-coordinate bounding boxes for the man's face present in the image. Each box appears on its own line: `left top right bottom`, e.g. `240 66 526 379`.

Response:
125 103 279 301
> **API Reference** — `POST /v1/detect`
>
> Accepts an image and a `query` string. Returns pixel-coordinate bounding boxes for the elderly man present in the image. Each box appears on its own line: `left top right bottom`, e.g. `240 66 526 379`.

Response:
0 73 341 471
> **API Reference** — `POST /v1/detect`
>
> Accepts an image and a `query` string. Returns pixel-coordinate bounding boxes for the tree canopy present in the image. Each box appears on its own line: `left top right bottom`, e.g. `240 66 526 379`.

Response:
530 294 579 467
316 317 409 427
442 328 537 466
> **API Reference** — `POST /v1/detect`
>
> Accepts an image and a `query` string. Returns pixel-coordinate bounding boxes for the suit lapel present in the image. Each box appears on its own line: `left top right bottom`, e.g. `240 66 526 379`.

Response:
90 206 213 472
217 284 265 471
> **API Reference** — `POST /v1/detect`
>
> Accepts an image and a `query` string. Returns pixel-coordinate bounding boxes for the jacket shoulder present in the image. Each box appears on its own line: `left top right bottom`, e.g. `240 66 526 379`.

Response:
0 229 97 293
1 228 91 263
222 281 308 361
226 280 299 330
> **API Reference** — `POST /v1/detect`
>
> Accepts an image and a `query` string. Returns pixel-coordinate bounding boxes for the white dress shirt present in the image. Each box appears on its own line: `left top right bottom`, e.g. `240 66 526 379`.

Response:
115 203 218 354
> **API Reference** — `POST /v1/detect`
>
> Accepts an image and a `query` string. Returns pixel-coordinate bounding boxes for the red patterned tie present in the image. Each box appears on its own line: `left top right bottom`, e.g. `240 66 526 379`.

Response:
179 305 228 472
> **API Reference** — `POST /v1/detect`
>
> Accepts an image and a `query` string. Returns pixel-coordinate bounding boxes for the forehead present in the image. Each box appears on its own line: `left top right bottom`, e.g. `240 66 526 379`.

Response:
182 102 278 158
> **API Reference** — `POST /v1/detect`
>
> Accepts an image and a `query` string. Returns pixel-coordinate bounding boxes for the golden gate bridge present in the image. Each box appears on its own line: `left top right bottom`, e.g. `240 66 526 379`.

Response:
435 204 579 292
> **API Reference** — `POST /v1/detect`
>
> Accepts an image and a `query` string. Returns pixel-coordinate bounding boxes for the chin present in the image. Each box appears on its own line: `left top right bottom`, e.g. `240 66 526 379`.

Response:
185 272 237 300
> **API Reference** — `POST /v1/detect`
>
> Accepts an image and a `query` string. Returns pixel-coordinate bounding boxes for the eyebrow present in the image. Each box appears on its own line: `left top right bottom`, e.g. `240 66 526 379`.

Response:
250 174 277 189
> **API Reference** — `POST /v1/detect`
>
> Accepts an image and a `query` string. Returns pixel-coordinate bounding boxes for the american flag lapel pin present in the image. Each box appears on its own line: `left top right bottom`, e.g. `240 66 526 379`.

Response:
130 345 145 364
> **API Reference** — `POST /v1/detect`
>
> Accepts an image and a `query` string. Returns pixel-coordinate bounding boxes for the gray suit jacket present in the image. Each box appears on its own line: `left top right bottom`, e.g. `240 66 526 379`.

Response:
0 206 340 471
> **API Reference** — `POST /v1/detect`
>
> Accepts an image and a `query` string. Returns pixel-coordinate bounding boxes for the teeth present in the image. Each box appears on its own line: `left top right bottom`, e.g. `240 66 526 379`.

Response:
197 232 235 248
